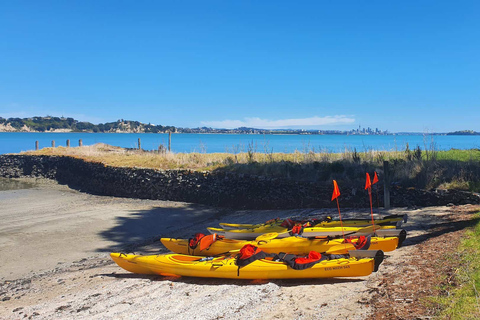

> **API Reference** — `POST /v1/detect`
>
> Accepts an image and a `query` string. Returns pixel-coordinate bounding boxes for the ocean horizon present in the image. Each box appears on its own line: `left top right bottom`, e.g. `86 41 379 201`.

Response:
1 132 479 155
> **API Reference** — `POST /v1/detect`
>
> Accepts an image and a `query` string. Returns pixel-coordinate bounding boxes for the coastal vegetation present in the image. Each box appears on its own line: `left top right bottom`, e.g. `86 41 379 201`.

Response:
447 130 480 135
431 212 480 318
0 116 175 133
23 143 480 193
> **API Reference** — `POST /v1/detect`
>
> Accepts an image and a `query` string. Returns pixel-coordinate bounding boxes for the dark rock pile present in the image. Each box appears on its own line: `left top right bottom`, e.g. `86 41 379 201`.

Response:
391 186 480 207
0 155 478 209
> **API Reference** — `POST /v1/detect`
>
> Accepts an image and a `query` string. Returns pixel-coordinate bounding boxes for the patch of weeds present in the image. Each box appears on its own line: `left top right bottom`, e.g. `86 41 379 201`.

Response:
468 181 480 193
430 213 480 319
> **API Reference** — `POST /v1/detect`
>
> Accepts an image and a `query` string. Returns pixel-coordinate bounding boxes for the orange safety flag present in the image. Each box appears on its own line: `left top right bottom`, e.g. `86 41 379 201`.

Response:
331 180 341 201
372 172 379 185
365 173 372 190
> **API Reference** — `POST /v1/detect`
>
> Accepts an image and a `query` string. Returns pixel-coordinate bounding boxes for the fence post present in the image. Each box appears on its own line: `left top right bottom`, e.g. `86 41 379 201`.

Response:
66 139 70 147
51 140 55 148
383 160 391 209
168 132 172 152
138 138 142 150
35 141 39 150
79 139 83 147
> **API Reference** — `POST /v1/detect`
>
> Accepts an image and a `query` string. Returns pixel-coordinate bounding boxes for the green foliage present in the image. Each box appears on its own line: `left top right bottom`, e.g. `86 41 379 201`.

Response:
75 121 95 131
9 117 24 129
447 130 480 135
436 149 480 162
469 181 480 193
432 213 480 319
0 116 177 133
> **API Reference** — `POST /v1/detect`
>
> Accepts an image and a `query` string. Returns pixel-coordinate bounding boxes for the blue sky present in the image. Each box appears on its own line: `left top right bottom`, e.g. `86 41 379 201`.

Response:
0 1 479 132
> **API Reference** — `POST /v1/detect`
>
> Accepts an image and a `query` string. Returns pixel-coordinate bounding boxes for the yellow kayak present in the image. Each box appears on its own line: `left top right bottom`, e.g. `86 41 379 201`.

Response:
161 235 399 256
110 250 384 279
207 224 398 240
219 214 407 230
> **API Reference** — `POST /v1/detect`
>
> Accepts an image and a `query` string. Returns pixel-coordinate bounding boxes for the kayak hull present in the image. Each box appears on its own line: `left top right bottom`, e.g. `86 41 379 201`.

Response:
207 225 397 240
219 214 407 230
161 236 398 256
110 252 380 279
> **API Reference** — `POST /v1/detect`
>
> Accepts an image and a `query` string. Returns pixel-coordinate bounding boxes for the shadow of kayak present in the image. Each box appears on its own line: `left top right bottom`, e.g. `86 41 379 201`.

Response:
99 271 366 286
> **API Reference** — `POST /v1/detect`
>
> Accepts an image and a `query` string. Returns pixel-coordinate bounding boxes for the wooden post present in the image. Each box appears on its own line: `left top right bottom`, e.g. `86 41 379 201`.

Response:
168 132 172 152
66 139 70 147
383 160 391 209
35 141 39 150
79 139 83 147
51 140 55 148
138 138 142 150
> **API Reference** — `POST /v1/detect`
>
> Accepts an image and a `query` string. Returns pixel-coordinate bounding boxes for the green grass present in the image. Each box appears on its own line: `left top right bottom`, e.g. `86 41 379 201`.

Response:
436 149 480 162
434 213 480 319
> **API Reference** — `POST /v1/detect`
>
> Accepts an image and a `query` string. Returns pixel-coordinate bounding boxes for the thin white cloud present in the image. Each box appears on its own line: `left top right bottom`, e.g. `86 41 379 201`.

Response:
201 115 355 129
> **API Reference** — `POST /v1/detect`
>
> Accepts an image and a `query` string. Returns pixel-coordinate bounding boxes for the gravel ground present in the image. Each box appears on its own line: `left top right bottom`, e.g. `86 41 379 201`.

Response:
0 178 469 319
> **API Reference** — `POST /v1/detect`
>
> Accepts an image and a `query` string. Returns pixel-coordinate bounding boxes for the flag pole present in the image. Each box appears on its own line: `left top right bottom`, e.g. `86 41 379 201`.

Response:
365 173 376 232
368 186 376 232
332 180 347 251
336 197 346 243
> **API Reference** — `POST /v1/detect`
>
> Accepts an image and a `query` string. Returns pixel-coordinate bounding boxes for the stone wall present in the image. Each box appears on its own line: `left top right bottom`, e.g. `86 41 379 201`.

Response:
0 155 478 209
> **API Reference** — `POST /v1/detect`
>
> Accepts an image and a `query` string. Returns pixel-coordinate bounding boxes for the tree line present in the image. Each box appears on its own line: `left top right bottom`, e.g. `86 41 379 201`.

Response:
0 116 176 133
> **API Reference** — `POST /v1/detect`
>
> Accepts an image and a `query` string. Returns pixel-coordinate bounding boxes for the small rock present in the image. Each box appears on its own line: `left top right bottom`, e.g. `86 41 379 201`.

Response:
55 305 70 312
76 306 90 312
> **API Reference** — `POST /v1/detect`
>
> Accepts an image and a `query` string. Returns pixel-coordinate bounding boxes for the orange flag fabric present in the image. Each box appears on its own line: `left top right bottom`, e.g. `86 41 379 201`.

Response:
365 173 372 190
331 180 341 201
372 172 379 185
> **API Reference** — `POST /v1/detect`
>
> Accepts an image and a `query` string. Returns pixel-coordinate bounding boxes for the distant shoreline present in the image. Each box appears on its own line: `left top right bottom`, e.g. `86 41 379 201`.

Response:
2 116 478 135
0 130 475 136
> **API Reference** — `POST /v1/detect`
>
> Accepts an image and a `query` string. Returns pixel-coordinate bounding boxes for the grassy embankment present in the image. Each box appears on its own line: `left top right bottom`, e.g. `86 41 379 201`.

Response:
432 212 480 318
21 143 480 192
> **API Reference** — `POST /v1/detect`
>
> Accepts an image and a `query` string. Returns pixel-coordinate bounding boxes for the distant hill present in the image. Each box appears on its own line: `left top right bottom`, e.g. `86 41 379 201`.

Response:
0 116 392 135
0 116 176 133
447 130 480 136
0 116 287 134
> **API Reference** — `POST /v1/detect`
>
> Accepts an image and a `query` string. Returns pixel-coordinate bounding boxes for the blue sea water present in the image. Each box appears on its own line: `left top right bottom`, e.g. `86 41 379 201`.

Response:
0 132 479 154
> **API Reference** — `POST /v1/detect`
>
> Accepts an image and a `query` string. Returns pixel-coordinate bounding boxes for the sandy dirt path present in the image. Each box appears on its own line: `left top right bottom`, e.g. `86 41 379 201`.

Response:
0 178 458 319
0 180 222 280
